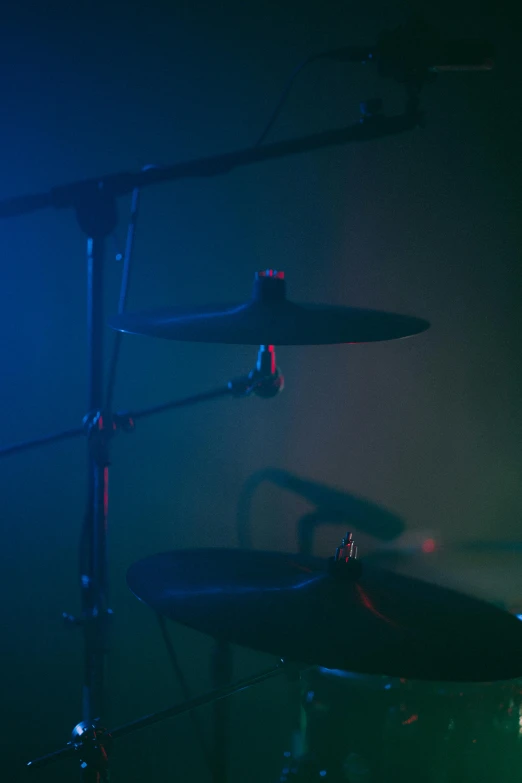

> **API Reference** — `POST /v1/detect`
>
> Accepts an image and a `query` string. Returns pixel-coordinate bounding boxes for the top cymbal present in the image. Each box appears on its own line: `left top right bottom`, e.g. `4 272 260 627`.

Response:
127 548 522 682
110 270 430 345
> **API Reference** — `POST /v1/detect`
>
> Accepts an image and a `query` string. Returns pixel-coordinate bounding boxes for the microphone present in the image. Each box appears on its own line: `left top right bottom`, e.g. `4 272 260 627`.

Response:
421 40 495 73
264 470 403 538
324 20 494 77
236 468 404 549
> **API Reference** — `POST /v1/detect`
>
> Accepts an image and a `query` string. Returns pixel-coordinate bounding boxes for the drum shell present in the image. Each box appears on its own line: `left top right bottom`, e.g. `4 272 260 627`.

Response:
297 667 522 783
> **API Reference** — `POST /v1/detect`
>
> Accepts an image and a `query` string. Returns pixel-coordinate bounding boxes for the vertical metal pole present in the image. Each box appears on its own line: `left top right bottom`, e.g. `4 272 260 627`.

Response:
80 236 110 781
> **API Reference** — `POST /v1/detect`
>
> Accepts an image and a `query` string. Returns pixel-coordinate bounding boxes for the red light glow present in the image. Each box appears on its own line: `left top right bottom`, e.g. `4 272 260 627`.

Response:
258 269 285 279
355 584 399 627
421 538 437 554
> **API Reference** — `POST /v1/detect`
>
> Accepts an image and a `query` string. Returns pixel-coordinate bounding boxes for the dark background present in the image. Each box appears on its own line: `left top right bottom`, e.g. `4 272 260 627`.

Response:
1 0 521 780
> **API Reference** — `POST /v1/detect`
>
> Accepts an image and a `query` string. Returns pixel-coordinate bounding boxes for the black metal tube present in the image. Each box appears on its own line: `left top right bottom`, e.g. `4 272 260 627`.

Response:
111 662 287 740
129 385 234 420
0 113 420 220
0 426 84 457
0 385 237 458
82 237 110 728
27 663 289 771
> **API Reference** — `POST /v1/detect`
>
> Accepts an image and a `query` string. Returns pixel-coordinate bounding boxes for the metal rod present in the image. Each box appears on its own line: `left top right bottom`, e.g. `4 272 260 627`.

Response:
58 114 421 201
129 385 234 420
0 385 239 458
81 236 110 729
0 112 420 220
156 615 213 772
27 662 292 770
0 426 84 457
111 662 289 740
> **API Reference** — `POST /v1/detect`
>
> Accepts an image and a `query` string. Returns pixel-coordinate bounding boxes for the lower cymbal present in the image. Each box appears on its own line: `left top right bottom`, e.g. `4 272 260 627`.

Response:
110 270 430 345
127 548 522 682
367 543 522 609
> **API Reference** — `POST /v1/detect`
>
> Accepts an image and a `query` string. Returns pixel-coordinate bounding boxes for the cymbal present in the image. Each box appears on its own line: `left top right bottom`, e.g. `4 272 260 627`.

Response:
110 271 429 345
367 542 522 608
127 548 522 682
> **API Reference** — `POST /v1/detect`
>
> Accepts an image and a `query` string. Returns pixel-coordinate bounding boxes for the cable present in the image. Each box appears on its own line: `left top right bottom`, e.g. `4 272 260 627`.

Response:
104 185 141 413
255 47 356 148
255 54 321 147
105 163 161 412
156 614 213 775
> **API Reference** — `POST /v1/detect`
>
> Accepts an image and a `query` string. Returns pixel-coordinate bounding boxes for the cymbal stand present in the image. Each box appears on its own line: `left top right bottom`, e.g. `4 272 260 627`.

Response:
0 83 422 782
0 363 278 460
1 332 282 781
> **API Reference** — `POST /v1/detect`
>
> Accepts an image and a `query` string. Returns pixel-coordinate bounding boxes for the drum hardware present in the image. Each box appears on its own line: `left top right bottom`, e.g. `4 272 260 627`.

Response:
0 22 496 782
0 88 422 224
0 342 284 461
329 532 363 581
156 613 213 773
27 660 306 773
2 243 428 783
334 531 358 562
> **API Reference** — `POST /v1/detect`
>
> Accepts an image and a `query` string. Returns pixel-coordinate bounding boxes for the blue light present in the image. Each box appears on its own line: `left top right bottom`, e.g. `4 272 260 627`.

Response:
318 667 350 678
165 302 250 324
319 771 327 777
165 574 322 598
517 614 522 621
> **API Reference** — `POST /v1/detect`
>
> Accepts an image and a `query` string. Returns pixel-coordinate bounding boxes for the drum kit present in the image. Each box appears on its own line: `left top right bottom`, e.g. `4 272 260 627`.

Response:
1 20 513 783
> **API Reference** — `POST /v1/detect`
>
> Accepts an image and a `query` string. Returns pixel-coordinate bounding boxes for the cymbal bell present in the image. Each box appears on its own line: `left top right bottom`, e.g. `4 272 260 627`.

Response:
110 270 430 345
127 548 522 682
